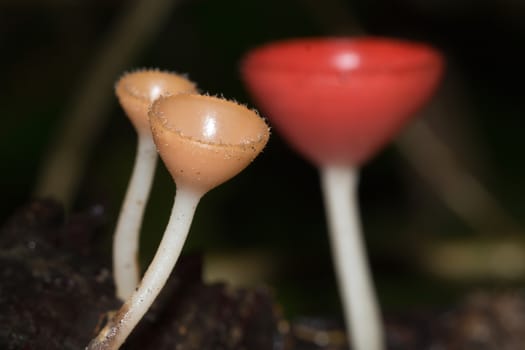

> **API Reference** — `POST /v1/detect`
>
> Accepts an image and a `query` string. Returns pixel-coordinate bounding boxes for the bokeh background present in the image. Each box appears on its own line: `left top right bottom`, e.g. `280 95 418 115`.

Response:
1 0 524 319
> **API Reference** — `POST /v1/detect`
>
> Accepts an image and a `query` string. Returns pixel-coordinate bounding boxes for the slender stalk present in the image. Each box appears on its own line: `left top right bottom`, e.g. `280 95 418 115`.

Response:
397 119 520 234
34 0 182 208
113 134 158 301
87 187 202 350
320 165 384 350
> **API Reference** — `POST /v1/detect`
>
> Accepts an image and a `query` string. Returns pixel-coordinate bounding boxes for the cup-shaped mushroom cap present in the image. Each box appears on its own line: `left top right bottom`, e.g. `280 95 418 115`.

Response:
115 69 196 135
150 94 270 194
241 37 444 167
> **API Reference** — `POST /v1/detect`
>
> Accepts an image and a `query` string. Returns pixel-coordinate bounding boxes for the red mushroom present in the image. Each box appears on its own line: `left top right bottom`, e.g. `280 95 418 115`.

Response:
241 36 443 350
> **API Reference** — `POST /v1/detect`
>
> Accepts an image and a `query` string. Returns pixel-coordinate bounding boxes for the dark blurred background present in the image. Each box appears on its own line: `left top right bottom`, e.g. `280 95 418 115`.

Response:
1 0 524 319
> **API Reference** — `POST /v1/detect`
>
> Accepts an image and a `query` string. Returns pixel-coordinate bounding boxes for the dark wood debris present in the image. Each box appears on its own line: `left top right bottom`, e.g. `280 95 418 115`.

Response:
1 199 525 349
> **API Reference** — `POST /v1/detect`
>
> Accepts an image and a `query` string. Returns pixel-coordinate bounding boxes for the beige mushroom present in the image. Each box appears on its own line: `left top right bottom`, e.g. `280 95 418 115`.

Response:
113 69 196 300
86 93 269 350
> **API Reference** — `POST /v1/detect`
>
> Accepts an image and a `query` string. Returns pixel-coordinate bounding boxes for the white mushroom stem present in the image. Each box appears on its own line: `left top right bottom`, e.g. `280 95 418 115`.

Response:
320 165 384 350
88 187 202 350
113 133 158 301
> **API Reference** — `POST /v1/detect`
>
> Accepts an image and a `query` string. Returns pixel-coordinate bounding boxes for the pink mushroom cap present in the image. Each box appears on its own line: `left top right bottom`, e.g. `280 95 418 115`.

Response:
241 37 444 167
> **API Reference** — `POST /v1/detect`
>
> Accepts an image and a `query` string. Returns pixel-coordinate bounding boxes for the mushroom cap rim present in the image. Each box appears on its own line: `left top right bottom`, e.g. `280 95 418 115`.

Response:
115 68 197 104
149 93 271 149
242 36 444 75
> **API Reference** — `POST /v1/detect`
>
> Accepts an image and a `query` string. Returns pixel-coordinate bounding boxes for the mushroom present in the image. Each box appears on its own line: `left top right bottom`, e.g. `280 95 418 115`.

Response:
86 93 270 350
241 37 443 350
113 69 196 300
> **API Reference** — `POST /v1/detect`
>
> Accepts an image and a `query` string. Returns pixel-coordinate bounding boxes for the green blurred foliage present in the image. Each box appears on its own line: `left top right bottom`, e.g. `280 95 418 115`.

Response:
1 0 524 318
